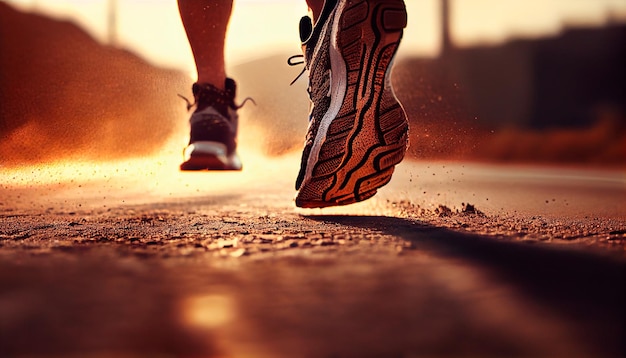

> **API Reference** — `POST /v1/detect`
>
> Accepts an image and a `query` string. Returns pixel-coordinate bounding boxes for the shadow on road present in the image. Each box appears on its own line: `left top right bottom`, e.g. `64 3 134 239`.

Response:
306 214 625 356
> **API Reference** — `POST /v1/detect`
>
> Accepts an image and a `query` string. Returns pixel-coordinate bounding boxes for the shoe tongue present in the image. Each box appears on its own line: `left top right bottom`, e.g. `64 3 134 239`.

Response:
299 16 313 43
192 82 233 118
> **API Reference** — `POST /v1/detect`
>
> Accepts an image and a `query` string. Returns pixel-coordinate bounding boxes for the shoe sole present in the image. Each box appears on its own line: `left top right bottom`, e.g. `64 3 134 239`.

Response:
180 141 242 171
296 0 408 208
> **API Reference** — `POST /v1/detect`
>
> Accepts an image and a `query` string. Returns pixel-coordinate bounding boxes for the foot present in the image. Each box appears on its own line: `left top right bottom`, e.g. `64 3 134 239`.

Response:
180 78 243 171
294 0 409 208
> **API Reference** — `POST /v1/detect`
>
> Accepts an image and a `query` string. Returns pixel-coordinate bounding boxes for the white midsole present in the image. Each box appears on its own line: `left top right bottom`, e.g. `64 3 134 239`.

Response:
183 141 228 159
302 0 348 188
182 141 242 169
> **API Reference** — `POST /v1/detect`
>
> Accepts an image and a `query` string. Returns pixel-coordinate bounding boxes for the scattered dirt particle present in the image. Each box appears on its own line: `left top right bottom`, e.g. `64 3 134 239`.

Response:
435 205 453 217
461 203 485 217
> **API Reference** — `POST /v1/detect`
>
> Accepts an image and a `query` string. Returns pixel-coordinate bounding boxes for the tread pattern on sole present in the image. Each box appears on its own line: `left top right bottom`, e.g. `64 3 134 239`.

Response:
296 0 408 208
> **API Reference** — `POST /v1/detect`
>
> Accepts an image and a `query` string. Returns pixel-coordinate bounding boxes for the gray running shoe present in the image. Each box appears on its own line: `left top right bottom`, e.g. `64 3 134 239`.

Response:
295 0 409 208
180 79 244 171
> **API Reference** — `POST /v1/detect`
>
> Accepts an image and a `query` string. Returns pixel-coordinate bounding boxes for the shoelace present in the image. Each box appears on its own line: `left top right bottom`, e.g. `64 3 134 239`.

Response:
177 94 255 111
288 14 314 86
288 54 307 86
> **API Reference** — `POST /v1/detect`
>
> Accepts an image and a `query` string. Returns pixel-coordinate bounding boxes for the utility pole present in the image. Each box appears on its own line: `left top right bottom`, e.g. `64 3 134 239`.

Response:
107 0 117 46
442 0 452 54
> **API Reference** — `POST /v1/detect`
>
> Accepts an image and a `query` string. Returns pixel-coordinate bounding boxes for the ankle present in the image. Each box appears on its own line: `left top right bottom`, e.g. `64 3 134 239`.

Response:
196 70 227 91
306 0 325 22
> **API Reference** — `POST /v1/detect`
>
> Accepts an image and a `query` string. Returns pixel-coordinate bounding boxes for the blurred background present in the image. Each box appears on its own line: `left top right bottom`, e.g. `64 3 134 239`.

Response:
1 0 625 167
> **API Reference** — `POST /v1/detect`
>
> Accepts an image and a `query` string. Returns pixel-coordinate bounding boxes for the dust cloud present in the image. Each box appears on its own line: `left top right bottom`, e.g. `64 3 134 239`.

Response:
392 57 626 166
0 3 305 174
0 3 190 167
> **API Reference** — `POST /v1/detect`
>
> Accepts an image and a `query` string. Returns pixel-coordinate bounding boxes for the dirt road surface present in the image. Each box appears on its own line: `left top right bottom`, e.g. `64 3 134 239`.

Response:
1 150 624 358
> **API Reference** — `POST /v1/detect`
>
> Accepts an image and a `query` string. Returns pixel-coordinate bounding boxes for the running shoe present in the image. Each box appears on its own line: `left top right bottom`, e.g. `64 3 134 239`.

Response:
294 0 409 208
180 79 244 171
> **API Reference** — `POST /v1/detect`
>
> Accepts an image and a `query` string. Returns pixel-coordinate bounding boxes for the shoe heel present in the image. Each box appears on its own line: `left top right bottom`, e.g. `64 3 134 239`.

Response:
380 2 407 33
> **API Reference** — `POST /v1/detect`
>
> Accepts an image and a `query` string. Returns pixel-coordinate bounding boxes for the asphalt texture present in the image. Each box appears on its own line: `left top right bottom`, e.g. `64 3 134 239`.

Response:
1 154 624 358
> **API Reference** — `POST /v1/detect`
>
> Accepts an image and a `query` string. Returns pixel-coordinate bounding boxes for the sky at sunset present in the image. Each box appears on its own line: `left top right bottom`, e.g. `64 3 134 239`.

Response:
3 0 626 77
